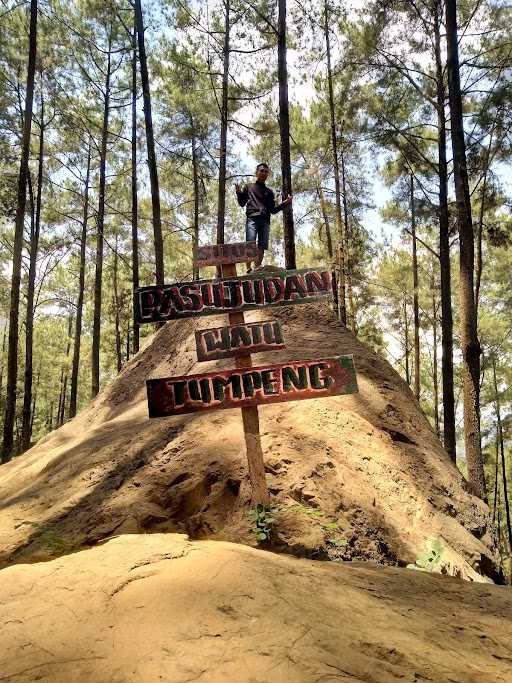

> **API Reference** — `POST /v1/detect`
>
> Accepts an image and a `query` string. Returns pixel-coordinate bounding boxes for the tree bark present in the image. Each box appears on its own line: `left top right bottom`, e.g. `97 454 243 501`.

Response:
192 131 200 279
403 294 410 386
324 0 346 323
29 368 39 440
21 92 44 452
131 15 140 354
317 182 338 310
340 148 356 332
493 357 512 557
134 0 164 285
277 0 296 269
434 0 456 461
0 324 6 401
92 37 112 398
69 143 91 419
216 0 230 247
58 313 73 428
431 266 440 438
445 0 486 499
1 0 38 463
411 174 421 400
113 237 122 373
475 118 495 310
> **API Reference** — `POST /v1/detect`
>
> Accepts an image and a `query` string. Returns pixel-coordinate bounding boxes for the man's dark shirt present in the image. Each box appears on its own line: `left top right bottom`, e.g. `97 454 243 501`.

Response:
236 181 286 220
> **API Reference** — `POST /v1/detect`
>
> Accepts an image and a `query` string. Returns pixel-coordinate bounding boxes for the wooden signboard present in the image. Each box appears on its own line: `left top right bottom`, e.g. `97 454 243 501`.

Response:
135 268 333 324
195 320 285 361
146 355 357 417
193 241 259 268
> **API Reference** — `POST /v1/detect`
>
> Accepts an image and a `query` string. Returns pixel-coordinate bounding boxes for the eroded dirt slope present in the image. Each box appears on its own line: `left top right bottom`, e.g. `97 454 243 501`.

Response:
1 534 511 682
0 303 497 579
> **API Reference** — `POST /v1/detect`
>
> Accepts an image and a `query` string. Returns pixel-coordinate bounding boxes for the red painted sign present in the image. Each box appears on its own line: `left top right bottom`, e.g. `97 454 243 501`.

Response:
135 268 333 323
193 241 259 268
195 320 285 361
146 356 357 417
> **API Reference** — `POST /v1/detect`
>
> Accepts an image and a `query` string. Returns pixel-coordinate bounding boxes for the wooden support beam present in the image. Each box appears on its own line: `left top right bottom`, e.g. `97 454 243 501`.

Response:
223 262 269 506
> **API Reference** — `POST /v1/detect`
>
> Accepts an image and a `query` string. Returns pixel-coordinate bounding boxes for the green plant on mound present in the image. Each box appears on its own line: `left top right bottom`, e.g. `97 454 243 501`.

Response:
407 537 445 572
29 521 79 556
248 504 276 543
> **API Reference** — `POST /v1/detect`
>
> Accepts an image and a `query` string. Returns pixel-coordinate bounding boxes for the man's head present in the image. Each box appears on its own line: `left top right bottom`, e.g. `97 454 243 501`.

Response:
256 163 269 182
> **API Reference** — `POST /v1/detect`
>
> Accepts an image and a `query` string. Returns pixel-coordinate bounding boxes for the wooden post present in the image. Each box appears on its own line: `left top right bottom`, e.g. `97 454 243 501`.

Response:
222 262 270 506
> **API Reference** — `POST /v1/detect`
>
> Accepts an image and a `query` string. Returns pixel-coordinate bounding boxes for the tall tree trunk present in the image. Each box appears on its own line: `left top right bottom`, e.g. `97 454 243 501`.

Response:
317 182 338 310
1 0 38 463
29 367 39 440
445 0 486 499
131 15 140 354
341 147 356 332
0 324 6 401
134 0 164 285
69 144 91 418
431 266 440 438
434 0 456 461
411 174 421 400
493 434 499 525
91 38 112 399
317 183 333 259
216 0 230 246
277 0 296 269
113 237 122 373
324 0 345 322
403 294 411 386
58 313 73 428
192 131 200 279
475 117 495 310
47 401 54 432
493 357 512 558
21 94 44 452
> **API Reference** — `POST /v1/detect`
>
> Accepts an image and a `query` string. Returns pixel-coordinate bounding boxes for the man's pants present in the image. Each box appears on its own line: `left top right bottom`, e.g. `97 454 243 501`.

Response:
246 215 270 251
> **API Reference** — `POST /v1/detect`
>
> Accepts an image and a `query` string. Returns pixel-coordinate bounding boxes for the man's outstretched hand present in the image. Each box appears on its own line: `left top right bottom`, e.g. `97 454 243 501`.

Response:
283 194 293 205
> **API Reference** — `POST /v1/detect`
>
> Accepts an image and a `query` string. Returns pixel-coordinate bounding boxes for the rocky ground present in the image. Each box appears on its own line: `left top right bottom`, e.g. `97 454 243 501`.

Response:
1 533 511 683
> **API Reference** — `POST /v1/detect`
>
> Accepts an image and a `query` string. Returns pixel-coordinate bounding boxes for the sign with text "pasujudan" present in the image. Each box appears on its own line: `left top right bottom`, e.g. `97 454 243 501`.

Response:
135 268 333 323
146 355 357 417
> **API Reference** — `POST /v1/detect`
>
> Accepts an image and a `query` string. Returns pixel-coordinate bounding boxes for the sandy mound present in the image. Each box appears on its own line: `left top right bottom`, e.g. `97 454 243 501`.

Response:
1 533 511 682
0 303 497 580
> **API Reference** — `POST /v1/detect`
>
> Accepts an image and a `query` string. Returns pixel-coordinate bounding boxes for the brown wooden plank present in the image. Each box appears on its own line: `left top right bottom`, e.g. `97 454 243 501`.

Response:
146 355 357 417
135 268 333 323
193 241 259 267
195 320 285 362
221 262 269 506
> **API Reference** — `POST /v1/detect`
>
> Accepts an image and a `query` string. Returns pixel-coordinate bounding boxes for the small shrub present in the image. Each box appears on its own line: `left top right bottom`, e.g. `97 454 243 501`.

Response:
407 537 445 572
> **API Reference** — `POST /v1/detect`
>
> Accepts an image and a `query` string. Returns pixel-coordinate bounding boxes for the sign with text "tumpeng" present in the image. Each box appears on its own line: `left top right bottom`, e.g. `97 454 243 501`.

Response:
135 268 333 323
146 355 357 417
195 320 285 361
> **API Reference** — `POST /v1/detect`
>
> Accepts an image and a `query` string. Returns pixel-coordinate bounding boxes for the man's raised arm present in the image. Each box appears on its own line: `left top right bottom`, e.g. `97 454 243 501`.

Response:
270 191 293 214
235 182 248 207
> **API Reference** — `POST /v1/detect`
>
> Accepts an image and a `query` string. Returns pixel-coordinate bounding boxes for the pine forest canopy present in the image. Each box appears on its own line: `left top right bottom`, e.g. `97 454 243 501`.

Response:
0 0 511 572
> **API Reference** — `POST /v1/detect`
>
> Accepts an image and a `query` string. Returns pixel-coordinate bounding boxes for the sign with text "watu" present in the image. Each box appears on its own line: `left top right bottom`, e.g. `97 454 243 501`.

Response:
135 268 333 323
195 320 285 361
146 356 357 417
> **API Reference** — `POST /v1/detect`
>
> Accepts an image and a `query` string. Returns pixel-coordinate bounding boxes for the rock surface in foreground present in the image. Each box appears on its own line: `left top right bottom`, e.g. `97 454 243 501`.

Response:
1 534 511 683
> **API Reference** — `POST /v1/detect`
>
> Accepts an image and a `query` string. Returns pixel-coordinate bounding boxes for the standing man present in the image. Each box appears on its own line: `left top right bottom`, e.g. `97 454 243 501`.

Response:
235 163 292 272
